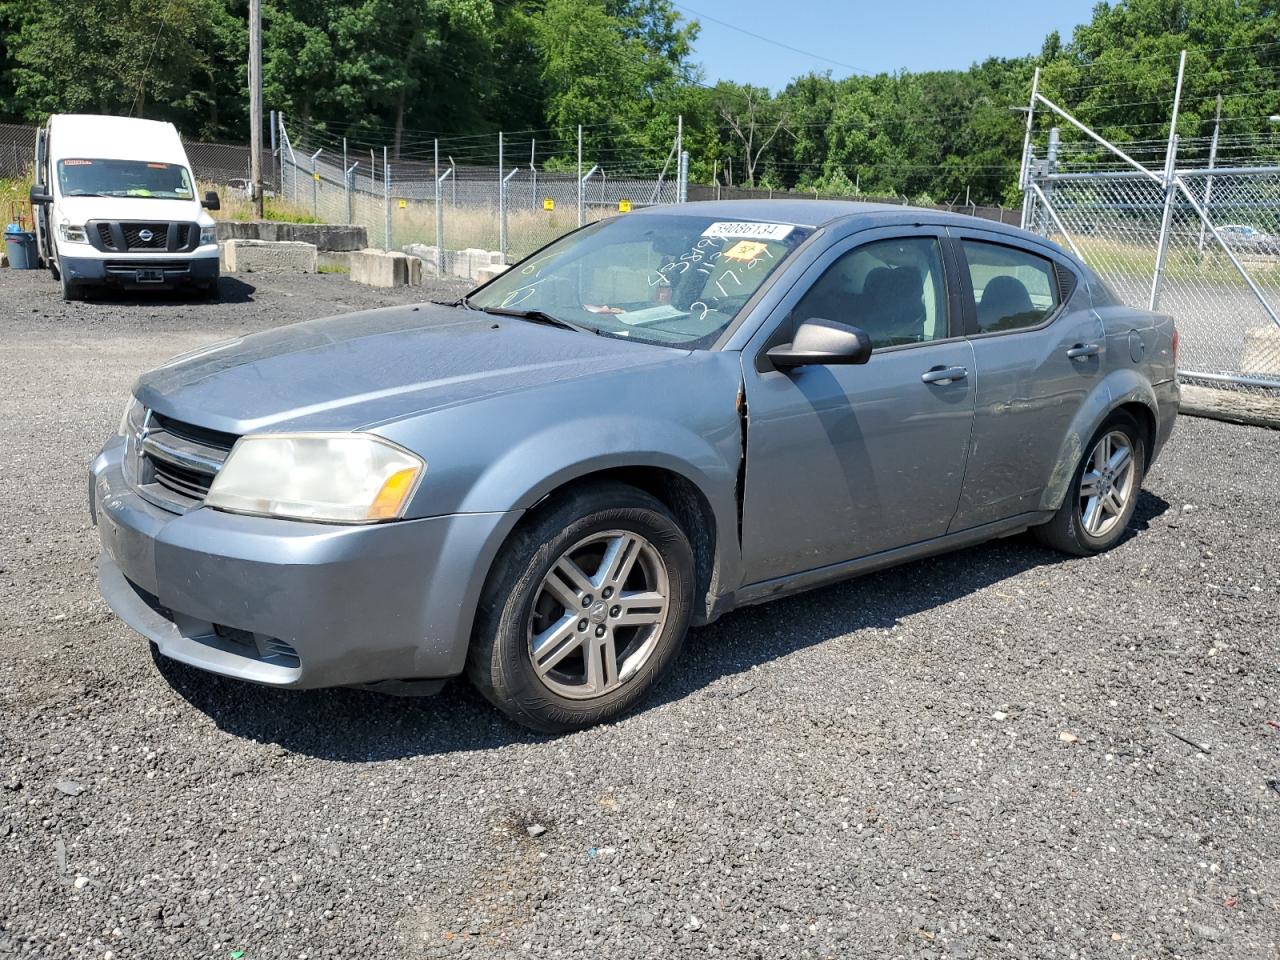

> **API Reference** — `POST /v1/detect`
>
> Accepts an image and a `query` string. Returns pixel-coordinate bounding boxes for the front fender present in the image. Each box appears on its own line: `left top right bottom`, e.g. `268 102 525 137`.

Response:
375 351 746 593
1039 369 1159 512
463 414 742 586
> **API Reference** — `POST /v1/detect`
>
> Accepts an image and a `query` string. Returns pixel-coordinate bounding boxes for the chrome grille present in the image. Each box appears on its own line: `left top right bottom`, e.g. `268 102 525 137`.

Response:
131 408 236 512
123 223 169 249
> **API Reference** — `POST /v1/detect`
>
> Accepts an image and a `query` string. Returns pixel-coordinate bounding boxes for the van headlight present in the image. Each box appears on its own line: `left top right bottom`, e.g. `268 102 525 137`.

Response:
59 223 88 243
199 224 217 245
204 433 425 523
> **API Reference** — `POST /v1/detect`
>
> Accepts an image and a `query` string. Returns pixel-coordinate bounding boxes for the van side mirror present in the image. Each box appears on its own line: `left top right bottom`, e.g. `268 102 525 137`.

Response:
767 319 873 369
201 190 220 211
29 184 53 205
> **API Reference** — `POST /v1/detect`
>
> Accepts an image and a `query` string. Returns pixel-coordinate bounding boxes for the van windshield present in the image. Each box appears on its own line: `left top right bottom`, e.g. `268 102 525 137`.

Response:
57 159 195 200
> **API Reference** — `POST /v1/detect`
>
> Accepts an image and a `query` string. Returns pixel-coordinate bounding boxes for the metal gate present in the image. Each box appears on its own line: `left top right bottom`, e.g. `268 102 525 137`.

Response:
1021 52 1280 393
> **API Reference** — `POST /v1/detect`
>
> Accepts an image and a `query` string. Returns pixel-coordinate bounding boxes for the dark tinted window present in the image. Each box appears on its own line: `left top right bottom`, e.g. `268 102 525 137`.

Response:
962 241 1058 333
792 237 948 348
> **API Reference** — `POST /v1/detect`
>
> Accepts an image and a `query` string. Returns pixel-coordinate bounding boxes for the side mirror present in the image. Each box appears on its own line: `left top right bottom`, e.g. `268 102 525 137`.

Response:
30 184 53 205
767 318 873 369
201 190 220 211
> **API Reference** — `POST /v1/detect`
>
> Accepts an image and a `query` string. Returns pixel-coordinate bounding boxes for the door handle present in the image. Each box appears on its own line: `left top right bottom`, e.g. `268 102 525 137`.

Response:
1067 343 1101 360
921 365 968 384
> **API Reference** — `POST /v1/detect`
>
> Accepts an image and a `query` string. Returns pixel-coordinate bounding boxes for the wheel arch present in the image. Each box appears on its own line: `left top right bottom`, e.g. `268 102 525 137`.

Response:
493 462 728 624
1039 372 1159 513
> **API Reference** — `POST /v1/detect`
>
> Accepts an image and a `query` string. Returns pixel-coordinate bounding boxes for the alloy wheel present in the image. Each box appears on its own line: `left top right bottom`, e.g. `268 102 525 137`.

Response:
527 530 670 700
1078 429 1136 538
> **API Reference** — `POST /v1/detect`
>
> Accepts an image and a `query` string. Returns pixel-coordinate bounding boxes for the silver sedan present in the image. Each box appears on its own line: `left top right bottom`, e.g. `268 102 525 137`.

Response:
92 200 1179 731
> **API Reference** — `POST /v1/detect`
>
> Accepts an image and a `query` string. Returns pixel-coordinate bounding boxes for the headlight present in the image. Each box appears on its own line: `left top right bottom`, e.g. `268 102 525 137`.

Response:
59 223 88 243
204 433 425 523
118 396 144 436
199 224 217 245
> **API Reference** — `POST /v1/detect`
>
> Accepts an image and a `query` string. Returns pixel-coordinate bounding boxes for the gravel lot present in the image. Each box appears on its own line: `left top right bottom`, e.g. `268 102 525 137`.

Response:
2 266 1279 960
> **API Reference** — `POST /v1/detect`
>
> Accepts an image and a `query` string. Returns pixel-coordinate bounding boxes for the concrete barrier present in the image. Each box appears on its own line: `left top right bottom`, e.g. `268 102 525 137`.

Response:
401 243 505 281
222 239 317 274
216 221 367 252
475 265 510 284
350 248 414 287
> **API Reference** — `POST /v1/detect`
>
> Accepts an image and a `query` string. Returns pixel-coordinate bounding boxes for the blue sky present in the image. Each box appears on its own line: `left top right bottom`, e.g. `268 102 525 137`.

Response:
679 0 1101 90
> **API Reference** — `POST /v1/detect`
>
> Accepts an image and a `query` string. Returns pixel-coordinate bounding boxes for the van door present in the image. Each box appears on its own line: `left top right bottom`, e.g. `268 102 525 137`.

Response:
33 124 49 262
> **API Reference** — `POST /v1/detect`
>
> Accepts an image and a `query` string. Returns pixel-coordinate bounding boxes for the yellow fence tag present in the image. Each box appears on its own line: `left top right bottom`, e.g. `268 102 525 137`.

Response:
543 198 555 211
398 199 406 209
313 172 321 182
618 199 632 213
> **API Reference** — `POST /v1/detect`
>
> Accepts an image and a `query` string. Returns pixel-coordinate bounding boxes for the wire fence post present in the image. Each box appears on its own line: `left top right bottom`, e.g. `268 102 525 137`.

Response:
1149 49 1187 311
342 137 348 223
309 148 322 219
498 131 506 262
383 146 391 252
434 139 442 276
1196 93 1222 257
345 160 358 226
577 124 584 227
679 150 689 203
530 140 537 210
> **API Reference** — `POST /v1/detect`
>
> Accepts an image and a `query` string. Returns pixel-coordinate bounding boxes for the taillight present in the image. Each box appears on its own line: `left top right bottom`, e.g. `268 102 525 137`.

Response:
1171 327 1179 362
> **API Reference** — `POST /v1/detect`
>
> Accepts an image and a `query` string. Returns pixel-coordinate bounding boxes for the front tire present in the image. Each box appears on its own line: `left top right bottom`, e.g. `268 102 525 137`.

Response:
467 482 695 733
59 265 83 302
1034 411 1145 556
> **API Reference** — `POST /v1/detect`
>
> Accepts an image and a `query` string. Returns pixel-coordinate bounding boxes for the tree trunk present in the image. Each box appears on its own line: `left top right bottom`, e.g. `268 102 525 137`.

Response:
394 88 406 161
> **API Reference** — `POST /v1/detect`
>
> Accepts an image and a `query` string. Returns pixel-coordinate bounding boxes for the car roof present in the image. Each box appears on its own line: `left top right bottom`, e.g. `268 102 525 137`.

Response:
632 198 1051 247
47 114 188 166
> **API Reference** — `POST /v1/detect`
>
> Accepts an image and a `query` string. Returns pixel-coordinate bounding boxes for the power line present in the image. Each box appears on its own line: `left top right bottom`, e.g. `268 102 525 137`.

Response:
673 3 864 75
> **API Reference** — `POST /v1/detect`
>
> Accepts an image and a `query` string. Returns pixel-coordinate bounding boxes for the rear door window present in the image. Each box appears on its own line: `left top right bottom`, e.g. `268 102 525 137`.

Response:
960 241 1059 334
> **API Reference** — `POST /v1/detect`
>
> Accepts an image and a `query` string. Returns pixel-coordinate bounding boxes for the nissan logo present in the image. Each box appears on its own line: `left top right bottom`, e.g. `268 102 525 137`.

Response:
138 229 154 242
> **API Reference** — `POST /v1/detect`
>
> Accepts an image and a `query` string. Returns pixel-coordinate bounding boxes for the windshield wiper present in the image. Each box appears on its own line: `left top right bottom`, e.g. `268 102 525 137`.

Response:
470 303 598 335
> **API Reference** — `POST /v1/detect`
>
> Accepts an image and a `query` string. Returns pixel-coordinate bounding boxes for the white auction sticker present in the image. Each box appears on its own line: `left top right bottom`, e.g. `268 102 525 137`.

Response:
701 221 795 241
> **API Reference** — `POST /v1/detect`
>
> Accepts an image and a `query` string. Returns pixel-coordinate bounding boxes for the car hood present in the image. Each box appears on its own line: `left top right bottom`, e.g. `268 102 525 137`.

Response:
135 303 690 435
55 195 206 224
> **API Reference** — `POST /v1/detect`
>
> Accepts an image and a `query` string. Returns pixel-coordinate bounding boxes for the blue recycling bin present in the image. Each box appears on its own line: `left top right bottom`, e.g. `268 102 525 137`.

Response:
5 224 39 269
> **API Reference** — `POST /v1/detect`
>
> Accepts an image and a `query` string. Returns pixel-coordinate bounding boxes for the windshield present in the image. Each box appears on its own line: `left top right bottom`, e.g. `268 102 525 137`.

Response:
467 214 814 348
57 159 195 200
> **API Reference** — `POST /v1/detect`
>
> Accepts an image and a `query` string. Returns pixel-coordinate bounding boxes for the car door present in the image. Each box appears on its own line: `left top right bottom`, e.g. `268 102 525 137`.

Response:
945 228 1105 532
738 226 977 585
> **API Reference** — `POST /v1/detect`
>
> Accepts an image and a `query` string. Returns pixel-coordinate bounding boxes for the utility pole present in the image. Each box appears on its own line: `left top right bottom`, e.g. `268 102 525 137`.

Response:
248 0 264 218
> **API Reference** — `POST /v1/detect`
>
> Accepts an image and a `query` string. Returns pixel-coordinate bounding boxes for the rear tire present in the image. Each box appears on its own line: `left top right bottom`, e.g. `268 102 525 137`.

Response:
467 482 695 733
1034 411 1145 556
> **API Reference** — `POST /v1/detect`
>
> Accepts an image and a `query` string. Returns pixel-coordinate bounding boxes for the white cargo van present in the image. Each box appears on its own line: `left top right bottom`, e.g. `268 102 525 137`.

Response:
30 114 221 300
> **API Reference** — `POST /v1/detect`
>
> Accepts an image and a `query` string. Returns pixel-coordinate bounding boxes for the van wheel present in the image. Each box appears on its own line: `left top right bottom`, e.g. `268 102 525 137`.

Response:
59 268 83 302
49 259 60 281
467 482 695 733
1034 411 1145 556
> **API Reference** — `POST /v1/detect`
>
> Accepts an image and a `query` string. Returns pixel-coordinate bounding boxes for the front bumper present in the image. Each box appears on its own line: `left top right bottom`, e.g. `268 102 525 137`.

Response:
62 249 219 288
91 437 519 689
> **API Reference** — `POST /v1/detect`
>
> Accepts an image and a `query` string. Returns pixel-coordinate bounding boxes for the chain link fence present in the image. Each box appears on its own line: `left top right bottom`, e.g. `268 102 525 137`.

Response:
0 122 275 195
279 119 683 276
1021 53 1280 399
689 183 1020 226
1026 168 1280 392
